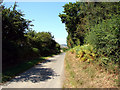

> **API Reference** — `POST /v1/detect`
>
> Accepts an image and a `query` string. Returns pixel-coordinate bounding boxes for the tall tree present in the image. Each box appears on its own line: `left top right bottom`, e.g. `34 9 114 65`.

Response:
59 2 120 48
2 2 32 44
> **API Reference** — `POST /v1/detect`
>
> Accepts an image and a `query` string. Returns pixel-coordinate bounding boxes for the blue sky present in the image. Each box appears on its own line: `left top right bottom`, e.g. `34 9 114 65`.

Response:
3 2 69 44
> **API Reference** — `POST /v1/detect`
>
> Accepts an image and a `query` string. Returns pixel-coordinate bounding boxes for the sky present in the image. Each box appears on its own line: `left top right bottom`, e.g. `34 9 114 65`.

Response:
3 2 70 44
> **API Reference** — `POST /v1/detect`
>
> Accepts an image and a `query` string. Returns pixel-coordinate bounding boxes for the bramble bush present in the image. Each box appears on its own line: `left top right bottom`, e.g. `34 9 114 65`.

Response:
85 16 120 65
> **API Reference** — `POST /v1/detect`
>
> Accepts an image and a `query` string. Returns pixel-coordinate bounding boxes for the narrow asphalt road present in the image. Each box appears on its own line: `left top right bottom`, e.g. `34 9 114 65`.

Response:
1 53 66 88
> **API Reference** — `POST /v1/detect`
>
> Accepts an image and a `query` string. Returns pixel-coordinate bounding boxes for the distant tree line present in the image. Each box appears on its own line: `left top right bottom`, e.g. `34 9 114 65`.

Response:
59 2 120 65
2 3 60 70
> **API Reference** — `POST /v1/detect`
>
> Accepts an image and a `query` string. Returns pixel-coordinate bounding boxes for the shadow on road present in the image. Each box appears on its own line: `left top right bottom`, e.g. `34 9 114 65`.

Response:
10 59 59 83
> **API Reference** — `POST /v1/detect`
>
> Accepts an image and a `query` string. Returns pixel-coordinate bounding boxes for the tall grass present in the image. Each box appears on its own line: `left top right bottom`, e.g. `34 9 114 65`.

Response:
64 51 119 88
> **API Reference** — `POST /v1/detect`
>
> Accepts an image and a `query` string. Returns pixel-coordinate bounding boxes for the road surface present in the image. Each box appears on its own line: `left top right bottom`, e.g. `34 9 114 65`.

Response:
1 53 65 88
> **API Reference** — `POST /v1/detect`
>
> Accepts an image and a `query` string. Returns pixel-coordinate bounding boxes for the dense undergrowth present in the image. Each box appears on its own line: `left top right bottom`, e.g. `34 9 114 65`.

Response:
69 45 119 75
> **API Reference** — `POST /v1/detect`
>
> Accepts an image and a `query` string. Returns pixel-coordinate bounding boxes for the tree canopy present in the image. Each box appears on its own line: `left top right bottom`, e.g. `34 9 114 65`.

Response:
2 3 60 70
59 2 120 64
59 2 120 48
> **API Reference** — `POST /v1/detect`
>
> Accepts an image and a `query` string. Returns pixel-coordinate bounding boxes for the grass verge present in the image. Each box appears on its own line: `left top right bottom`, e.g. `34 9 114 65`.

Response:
2 55 54 84
63 51 119 88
